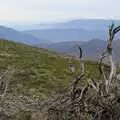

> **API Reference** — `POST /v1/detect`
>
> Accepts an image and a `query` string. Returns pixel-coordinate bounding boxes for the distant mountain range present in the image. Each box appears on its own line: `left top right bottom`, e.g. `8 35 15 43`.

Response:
20 19 120 30
1 19 120 44
23 19 120 42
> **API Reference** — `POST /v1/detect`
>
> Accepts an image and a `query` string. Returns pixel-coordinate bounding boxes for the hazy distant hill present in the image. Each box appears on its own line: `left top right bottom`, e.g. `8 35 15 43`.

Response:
0 25 49 46
47 39 120 62
46 41 84 53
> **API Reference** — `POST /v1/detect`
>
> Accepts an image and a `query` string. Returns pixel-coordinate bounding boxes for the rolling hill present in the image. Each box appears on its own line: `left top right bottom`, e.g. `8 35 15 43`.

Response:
0 25 49 46
0 39 101 99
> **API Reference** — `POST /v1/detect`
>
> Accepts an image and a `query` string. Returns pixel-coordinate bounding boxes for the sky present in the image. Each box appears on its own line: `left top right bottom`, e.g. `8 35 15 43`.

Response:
0 0 120 24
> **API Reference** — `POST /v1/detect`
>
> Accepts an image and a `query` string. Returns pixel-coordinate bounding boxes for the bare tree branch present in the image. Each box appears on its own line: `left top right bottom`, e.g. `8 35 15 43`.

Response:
71 46 85 101
99 23 120 93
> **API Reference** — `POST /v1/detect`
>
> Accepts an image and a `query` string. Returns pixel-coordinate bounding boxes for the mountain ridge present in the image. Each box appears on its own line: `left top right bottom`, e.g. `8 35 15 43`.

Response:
19 19 120 30
0 25 49 46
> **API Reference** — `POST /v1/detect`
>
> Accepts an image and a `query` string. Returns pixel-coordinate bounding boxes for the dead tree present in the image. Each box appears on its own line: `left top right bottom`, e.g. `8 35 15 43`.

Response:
99 23 120 93
71 46 85 101
46 24 120 120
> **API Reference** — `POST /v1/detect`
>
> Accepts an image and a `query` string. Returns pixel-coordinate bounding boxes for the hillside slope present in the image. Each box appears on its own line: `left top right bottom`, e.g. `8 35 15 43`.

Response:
0 40 101 100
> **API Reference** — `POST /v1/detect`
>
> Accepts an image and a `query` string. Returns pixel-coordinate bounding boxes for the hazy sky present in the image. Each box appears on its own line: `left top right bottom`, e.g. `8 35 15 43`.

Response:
0 0 120 23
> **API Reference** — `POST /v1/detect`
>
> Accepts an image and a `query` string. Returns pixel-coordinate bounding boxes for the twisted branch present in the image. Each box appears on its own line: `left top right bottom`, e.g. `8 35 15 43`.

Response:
99 23 120 93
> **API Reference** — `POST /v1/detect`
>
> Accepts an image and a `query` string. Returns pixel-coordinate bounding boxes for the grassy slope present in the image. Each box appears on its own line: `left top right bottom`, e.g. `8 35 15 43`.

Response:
0 40 101 99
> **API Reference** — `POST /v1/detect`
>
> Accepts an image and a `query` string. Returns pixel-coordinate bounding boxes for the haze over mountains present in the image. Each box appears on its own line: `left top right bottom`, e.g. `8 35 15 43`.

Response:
23 19 120 42
19 19 120 30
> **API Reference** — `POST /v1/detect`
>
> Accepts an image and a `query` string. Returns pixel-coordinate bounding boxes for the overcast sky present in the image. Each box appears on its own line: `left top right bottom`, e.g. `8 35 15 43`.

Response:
0 0 120 23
